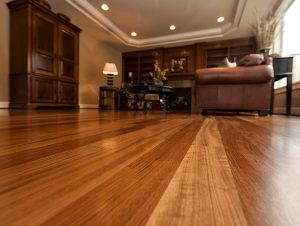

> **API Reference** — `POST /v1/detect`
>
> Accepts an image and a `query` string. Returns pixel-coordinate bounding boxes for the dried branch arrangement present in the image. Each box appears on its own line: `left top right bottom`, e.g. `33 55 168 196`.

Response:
251 11 281 50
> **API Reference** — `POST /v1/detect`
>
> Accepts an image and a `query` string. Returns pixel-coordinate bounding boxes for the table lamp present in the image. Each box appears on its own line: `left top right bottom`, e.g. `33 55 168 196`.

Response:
103 62 118 86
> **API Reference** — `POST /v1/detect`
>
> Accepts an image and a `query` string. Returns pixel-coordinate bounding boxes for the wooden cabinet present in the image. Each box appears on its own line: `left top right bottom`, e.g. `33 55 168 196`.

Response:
58 26 78 81
59 82 78 104
31 77 57 103
7 0 81 108
32 12 57 77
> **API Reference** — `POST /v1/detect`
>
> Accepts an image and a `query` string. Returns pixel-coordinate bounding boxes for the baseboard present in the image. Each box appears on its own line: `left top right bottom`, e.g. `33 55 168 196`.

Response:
79 104 99 109
1 103 99 109
0 102 9 109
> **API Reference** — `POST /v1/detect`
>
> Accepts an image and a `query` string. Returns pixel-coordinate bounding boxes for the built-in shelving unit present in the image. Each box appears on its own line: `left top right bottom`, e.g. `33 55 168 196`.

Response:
204 37 256 68
122 37 257 82
123 51 160 83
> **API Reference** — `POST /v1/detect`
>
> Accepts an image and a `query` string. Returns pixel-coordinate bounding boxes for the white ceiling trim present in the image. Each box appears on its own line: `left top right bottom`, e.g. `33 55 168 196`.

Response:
66 0 247 48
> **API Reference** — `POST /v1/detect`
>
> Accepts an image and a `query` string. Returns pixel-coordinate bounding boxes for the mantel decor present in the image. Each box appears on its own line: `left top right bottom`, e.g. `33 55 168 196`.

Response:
149 60 168 85
170 57 187 72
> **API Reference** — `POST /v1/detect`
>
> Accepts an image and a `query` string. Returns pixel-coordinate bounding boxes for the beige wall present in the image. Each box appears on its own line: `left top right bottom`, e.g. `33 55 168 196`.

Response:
79 32 122 107
0 0 122 108
0 1 9 106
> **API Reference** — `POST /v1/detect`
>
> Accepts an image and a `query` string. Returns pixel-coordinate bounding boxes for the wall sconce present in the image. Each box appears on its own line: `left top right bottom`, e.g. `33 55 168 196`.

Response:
103 62 118 86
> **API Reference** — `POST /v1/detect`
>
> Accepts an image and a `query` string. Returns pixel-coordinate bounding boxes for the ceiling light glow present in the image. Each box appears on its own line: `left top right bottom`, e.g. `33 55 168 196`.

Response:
170 25 176 31
101 3 109 11
217 17 225 23
131 32 137 37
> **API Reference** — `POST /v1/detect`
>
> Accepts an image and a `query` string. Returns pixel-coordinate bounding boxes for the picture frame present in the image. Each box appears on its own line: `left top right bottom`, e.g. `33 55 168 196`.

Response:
170 57 187 72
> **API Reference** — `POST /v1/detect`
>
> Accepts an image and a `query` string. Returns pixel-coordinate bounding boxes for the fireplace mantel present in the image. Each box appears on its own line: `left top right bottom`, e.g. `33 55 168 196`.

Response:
166 72 195 81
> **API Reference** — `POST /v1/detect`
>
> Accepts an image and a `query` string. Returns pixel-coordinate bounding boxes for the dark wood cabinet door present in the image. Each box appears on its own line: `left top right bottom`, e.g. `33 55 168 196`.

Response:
58 82 78 104
58 26 78 82
31 77 57 103
32 12 57 77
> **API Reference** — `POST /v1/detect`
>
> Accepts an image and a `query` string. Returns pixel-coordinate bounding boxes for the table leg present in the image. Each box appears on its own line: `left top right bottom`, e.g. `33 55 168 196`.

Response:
162 94 167 111
286 75 292 115
270 78 275 115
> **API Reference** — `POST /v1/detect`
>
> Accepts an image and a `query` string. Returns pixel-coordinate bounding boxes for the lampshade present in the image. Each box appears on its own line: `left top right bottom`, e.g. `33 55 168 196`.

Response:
103 62 118 86
103 63 118 75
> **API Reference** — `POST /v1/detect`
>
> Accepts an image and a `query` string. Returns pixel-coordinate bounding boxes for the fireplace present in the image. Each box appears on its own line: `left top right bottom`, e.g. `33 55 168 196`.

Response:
167 80 195 113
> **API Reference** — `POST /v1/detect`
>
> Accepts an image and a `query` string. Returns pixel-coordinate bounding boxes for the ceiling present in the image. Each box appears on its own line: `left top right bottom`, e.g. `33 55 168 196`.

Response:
48 0 292 51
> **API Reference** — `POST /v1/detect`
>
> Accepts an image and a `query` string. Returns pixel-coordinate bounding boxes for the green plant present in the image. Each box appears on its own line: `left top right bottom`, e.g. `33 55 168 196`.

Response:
149 60 168 82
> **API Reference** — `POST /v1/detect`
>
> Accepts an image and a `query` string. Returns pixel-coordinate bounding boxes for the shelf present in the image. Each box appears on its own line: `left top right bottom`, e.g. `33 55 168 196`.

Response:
125 68 138 72
125 62 138 66
140 60 155 64
140 67 154 71
207 64 220 68
207 48 227 55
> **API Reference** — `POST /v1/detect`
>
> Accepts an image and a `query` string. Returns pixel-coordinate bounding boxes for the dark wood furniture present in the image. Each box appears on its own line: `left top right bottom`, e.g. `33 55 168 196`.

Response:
99 86 119 110
198 37 256 68
122 49 163 84
270 57 293 115
122 37 256 82
162 45 196 80
120 84 173 111
7 0 81 108
134 85 173 111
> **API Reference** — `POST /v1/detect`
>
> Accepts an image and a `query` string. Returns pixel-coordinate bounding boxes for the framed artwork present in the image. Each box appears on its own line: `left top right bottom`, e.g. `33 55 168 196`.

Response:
170 57 187 72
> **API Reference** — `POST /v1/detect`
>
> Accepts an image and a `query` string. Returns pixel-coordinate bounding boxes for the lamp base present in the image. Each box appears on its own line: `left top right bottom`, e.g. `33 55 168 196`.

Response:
107 74 114 86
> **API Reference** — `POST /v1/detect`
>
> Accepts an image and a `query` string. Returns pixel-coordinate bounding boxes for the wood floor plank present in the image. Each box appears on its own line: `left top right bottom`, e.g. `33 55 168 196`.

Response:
0 110 203 226
217 116 300 226
1 110 300 226
146 117 247 226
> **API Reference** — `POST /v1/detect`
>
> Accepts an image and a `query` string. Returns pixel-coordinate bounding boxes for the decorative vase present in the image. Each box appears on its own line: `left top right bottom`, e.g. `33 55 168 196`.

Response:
259 48 271 57
154 80 163 86
153 78 163 86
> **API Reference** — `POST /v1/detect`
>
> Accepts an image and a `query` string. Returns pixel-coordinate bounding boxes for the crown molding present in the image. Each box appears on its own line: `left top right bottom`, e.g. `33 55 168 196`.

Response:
66 0 247 48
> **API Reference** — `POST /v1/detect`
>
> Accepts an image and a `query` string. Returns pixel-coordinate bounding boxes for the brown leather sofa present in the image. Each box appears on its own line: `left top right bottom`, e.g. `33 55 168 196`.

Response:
195 60 274 115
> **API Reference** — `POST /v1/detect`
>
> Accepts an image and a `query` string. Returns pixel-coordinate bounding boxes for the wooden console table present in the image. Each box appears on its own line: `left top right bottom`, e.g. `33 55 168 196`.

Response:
270 57 293 115
99 86 119 109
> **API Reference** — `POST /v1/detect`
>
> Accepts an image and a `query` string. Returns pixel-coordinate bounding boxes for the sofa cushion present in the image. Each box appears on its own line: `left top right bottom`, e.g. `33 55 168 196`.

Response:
195 65 274 84
238 54 264 66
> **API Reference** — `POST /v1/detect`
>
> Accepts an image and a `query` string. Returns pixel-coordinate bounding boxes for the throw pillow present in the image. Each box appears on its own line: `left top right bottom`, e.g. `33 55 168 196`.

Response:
223 57 237 67
238 54 264 66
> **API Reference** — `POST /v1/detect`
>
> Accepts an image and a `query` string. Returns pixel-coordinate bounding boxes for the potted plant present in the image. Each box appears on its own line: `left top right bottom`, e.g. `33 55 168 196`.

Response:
149 60 168 85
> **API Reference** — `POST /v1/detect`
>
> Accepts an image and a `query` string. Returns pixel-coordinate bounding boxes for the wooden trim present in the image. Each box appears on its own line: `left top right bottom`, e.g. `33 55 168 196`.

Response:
0 102 9 109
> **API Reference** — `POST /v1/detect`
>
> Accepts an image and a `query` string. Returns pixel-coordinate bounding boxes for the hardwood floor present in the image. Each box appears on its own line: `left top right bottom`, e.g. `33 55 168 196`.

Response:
0 110 300 226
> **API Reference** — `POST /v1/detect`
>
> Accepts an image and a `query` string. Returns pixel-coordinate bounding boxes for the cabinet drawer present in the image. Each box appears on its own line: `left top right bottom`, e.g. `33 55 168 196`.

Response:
58 82 78 104
31 77 57 103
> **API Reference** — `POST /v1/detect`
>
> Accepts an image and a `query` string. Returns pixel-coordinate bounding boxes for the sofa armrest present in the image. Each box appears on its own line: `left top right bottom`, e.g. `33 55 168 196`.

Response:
195 65 274 85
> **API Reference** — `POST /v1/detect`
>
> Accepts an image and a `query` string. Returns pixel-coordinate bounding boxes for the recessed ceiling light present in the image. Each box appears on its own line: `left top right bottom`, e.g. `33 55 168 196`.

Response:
217 17 225 23
169 25 176 31
131 32 137 37
101 3 109 11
